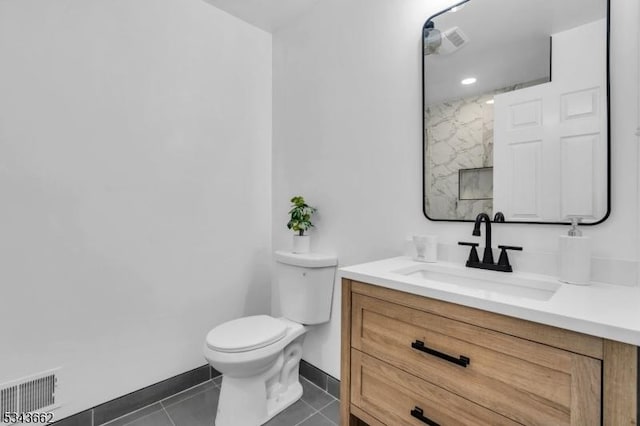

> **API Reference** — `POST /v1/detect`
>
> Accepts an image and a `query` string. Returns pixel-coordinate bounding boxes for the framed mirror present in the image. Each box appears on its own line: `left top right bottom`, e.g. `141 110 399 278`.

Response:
422 0 610 224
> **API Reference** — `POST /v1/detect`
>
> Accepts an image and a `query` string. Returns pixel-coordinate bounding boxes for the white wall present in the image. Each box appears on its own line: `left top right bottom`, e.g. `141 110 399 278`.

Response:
273 0 640 378
0 0 271 419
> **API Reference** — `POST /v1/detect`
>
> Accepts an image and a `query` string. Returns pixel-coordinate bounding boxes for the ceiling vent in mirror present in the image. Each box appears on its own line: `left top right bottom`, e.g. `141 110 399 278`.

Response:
425 26 469 56
440 27 469 54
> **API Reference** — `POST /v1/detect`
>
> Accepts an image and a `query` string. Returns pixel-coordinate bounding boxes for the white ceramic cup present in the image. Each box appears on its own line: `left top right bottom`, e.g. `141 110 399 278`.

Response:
413 235 438 262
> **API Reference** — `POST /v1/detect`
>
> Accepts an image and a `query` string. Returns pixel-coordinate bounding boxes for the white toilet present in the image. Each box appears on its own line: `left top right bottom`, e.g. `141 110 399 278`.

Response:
203 250 338 426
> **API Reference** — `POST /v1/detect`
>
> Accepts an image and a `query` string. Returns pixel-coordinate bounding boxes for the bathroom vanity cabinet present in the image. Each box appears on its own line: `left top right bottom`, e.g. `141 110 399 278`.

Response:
340 279 638 425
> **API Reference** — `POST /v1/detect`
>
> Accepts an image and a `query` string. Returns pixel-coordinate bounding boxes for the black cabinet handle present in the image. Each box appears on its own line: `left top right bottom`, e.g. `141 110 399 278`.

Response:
410 406 440 426
411 340 470 368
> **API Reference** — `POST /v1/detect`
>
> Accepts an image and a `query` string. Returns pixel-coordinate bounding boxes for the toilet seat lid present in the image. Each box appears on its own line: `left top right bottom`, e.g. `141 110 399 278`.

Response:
206 315 287 353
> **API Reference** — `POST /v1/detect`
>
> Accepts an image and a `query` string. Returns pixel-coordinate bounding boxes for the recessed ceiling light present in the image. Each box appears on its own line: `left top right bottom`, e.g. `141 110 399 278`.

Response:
461 77 477 85
486 99 494 104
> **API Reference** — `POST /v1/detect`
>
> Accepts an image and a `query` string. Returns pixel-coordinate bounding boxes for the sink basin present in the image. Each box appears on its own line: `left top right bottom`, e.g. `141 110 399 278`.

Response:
391 263 560 301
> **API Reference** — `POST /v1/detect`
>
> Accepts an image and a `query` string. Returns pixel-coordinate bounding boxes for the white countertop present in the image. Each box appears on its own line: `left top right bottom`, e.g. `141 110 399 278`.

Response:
339 257 640 347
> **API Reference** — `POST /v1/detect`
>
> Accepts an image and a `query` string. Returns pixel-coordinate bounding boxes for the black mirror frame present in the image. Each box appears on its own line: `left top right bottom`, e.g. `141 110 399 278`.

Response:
421 0 611 226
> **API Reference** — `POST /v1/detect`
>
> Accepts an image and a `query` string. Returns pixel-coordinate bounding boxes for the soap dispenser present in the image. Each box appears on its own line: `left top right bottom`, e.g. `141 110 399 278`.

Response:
559 217 591 285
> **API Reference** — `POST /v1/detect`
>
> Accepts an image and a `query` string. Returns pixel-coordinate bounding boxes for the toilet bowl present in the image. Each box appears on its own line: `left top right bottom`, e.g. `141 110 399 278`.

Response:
203 251 337 426
204 316 307 425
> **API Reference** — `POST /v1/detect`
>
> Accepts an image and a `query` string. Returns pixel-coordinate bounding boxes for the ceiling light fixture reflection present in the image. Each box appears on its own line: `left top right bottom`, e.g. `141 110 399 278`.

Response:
486 99 494 104
450 5 466 12
461 77 477 85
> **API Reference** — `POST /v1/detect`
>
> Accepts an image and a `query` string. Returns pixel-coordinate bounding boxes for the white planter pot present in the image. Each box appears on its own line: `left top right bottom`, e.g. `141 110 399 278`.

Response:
292 235 310 254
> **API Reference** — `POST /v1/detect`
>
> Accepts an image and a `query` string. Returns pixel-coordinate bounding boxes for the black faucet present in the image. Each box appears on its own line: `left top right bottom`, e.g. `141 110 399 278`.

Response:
473 213 494 264
458 213 522 272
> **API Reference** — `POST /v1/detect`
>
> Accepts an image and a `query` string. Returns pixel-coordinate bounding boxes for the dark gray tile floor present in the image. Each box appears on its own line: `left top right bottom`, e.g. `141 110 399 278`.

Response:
103 377 339 426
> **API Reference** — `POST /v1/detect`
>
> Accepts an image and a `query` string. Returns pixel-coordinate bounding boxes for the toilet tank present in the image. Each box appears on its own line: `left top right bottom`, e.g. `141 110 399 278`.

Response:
274 250 338 325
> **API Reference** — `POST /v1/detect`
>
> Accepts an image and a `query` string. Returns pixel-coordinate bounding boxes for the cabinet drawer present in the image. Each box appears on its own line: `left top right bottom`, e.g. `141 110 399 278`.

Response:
351 294 601 425
351 349 519 426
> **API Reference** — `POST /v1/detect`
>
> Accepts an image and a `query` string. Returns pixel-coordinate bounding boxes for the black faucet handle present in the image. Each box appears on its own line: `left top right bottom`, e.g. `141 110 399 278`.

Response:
458 241 480 263
498 245 523 251
458 242 479 247
497 245 523 271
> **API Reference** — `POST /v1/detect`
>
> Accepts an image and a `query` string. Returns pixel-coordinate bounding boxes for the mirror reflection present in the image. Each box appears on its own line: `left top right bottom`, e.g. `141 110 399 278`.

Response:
423 0 609 224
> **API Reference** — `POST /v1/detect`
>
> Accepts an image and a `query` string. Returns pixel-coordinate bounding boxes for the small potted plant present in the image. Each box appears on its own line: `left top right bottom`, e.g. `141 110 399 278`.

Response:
287 195 317 253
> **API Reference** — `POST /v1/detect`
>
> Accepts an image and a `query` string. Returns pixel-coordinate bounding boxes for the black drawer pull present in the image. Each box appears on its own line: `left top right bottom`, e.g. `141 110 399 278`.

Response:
410 406 440 426
411 340 470 368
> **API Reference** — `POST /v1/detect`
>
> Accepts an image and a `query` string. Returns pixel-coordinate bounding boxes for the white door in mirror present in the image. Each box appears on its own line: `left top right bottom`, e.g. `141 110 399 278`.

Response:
493 19 607 222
